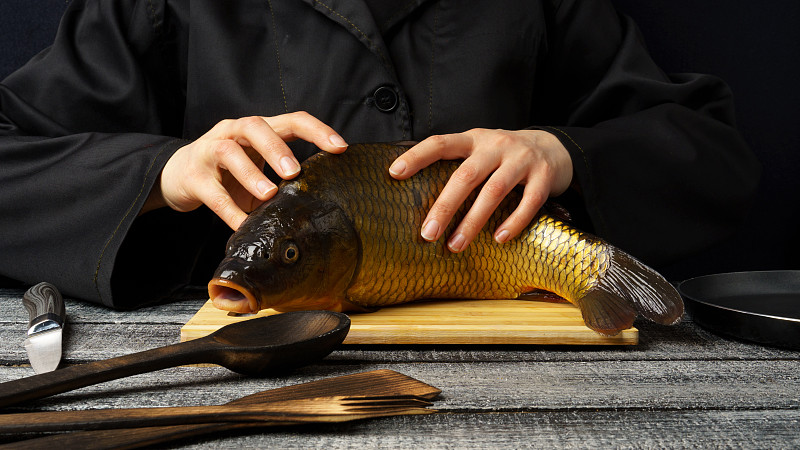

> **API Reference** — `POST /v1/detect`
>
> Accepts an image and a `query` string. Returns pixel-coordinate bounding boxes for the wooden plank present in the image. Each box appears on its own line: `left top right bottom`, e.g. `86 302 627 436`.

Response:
2 410 797 448
4 288 800 449
4 318 798 368
0 289 206 326
3 307 797 368
181 299 638 345
3 360 797 412
2 359 798 447
132 410 799 449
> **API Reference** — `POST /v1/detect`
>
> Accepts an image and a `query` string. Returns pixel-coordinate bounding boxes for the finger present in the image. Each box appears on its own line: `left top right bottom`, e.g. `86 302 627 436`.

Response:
264 111 348 153
212 139 278 201
389 133 475 180
420 154 496 243
494 176 550 244
222 170 272 213
193 178 249 230
219 116 304 180
447 165 521 253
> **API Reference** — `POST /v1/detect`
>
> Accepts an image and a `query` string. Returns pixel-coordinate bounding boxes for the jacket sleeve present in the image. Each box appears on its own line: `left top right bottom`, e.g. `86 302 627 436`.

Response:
0 0 207 308
532 0 760 267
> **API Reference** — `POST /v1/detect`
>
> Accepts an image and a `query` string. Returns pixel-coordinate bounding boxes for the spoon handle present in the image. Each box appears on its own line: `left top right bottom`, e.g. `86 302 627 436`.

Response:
0 337 213 408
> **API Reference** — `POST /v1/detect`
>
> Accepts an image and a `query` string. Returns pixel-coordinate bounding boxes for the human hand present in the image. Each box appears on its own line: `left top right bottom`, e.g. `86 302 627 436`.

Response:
388 129 573 252
147 112 347 229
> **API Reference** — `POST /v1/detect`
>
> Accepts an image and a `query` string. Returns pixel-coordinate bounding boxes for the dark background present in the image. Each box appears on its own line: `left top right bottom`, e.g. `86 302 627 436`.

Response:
2 0 798 281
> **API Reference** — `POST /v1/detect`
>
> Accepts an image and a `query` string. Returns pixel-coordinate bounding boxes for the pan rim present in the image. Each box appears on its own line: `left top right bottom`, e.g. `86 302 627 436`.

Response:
678 270 800 349
678 270 800 323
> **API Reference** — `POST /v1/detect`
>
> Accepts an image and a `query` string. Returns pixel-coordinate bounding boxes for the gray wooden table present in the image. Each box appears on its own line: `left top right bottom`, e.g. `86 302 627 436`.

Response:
1 287 798 448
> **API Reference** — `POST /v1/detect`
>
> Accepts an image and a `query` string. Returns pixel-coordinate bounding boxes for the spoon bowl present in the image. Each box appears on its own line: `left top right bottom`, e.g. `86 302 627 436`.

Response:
209 310 351 375
0 310 350 408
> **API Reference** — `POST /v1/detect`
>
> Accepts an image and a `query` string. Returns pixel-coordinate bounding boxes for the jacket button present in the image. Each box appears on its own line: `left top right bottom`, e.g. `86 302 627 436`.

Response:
372 85 399 113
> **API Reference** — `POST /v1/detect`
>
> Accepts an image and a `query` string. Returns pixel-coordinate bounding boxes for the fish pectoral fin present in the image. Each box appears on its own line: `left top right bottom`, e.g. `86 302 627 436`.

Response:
518 289 569 303
341 299 380 313
572 289 637 336
572 248 684 336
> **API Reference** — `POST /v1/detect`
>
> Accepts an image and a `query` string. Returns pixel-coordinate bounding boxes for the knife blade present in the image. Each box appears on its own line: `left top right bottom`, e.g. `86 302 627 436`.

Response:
22 282 66 374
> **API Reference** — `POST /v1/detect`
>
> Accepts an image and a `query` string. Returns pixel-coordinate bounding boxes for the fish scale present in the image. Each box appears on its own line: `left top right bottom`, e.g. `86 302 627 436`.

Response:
209 142 684 335
300 143 607 306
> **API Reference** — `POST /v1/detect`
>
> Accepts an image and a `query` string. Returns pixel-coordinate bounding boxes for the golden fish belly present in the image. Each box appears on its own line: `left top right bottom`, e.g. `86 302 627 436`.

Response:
344 207 609 307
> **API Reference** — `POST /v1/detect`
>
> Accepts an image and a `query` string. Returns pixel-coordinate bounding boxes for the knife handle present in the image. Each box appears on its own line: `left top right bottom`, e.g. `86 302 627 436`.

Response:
23 282 66 330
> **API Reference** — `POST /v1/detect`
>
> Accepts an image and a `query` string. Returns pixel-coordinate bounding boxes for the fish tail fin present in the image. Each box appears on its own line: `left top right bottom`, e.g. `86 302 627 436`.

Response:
572 248 684 336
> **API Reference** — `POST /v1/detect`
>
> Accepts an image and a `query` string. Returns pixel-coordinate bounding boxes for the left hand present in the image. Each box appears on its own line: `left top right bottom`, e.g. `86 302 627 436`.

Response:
388 128 573 252
147 112 347 230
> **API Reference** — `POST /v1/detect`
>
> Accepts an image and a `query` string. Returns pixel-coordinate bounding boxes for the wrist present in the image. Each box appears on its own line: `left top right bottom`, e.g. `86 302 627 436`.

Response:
139 172 167 216
520 129 574 196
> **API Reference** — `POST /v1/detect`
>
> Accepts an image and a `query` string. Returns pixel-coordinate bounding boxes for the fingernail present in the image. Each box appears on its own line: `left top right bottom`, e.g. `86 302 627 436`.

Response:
495 229 510 243
329 134 348 148
389 159 407 177
257 180 275 197
280 156 300 176
448 233 466 253
421 219 440 241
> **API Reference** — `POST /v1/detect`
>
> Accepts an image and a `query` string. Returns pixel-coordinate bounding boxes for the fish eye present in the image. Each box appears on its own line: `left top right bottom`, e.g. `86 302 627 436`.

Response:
281 242 299 264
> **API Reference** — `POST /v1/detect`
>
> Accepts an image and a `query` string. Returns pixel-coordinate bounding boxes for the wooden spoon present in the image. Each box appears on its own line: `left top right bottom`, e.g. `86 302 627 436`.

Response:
0 310 350 408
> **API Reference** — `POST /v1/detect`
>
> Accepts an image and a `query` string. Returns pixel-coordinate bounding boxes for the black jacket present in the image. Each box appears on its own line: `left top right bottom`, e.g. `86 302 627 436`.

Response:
0 0 759 308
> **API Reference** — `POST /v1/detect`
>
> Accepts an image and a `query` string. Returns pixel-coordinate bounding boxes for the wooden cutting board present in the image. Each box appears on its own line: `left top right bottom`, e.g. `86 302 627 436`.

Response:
181 298 637 345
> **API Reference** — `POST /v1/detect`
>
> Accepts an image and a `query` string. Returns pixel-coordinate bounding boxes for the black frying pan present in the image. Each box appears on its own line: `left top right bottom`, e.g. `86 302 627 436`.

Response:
678 270 800 350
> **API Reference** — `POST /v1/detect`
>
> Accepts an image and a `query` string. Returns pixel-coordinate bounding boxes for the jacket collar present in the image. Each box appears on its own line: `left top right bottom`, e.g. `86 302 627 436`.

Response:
298 0 431 71
368 0 431 33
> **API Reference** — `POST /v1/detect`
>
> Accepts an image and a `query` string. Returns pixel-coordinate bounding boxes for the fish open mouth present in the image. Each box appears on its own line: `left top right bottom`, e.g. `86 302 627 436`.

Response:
208 279 260 313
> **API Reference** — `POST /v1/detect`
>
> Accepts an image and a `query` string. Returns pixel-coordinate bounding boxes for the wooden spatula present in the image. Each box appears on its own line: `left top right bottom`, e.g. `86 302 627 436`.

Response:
1 369 440 449
0 395 435 434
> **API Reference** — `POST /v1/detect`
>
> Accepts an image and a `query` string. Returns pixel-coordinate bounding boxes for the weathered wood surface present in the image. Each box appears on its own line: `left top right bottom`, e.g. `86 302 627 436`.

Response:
1 288 799 448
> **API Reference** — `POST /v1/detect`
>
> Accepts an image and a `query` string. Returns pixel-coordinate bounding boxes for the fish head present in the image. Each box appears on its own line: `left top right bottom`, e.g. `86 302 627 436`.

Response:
208 187 359 313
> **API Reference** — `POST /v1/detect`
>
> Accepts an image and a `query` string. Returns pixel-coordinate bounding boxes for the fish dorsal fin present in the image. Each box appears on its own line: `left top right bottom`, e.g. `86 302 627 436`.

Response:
391 140 418 147
541 201 573 223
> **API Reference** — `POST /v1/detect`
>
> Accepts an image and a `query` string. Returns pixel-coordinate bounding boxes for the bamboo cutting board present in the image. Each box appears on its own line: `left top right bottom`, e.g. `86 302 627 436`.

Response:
181 298 637 345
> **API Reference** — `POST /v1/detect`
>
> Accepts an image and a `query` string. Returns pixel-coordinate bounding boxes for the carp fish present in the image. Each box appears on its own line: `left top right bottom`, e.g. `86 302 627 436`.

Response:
208 142 683 335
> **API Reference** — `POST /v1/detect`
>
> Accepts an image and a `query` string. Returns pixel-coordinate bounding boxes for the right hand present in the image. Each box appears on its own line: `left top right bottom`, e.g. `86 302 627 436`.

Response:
389 128 572 252
144 111 347 229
